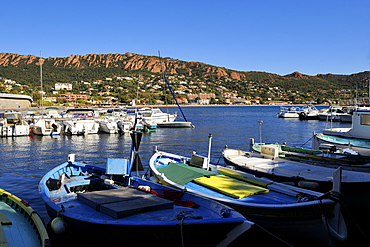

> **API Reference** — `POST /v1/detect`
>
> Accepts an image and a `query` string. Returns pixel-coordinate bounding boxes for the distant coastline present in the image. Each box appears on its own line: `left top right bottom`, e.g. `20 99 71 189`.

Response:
24 103 329 110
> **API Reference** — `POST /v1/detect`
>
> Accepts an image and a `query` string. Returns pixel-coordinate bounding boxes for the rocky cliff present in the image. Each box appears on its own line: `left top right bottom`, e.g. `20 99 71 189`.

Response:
0 52 247 80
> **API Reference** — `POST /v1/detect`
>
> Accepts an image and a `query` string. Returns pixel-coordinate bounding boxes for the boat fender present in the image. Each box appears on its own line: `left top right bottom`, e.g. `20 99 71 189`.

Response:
138 185 151 191
100 175 109 180
104 179 114 185
51 217 66 235
297 181 320 189
46 178 62 191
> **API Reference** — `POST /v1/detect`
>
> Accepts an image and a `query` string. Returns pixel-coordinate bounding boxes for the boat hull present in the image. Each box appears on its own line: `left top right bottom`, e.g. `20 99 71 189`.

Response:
157 121 193 128
313 133 370 156
0 189 49 247
222 147 370 241
39 161 252 246
150 151 346 246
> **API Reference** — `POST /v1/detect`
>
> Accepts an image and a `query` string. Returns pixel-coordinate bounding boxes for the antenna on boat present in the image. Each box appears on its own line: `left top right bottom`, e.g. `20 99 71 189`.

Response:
259 120 263 143
207 133 212 170
39 51 43 110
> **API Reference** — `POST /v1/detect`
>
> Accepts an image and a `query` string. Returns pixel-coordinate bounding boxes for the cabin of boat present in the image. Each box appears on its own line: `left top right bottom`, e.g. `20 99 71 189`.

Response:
323 107 370 139
0 111 30 137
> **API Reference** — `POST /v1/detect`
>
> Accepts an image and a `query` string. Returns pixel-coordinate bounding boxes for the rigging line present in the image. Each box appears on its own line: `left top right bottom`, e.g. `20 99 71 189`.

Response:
339 200 368 241
163 73 188 122
300 134 315 147
157 51 189 122
247 218 293 247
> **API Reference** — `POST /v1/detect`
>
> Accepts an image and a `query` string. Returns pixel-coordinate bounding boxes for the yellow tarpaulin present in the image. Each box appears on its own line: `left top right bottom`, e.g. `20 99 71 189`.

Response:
193 175 269 199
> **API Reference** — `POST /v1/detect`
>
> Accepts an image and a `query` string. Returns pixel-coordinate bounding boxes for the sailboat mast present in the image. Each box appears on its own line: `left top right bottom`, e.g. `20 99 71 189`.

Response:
39 51 43 109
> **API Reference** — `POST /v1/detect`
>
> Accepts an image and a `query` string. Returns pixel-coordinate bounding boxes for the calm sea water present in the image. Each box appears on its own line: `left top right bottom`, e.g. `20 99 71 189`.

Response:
0 106 352 245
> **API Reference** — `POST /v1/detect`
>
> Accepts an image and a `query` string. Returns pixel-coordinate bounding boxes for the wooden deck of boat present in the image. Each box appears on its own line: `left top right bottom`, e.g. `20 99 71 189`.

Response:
77 187 174 219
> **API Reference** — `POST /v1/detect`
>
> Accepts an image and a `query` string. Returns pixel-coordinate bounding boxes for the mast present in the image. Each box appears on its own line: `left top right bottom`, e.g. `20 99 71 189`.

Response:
158 51 169 115
39 51 43 109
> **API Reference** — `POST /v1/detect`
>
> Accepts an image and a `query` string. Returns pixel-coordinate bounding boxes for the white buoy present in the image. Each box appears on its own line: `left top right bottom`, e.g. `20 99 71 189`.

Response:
51 217 66 235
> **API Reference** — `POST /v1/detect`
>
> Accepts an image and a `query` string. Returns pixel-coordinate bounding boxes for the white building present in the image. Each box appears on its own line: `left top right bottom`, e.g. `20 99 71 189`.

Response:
55 83 72 90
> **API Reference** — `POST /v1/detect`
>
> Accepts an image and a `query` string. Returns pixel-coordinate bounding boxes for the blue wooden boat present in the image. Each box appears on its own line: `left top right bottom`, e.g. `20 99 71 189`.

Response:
39 132 252 247
149 147 347 246
0 189 50 247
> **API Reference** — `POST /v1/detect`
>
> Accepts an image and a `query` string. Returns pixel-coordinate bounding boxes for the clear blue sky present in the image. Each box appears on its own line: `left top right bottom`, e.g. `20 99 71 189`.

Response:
2 0 370 76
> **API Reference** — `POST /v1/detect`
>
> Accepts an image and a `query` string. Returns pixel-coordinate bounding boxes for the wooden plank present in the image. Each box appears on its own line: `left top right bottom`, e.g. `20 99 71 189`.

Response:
0 213 11 225
100 195 174 219
77 187 173 218
77 188 150 210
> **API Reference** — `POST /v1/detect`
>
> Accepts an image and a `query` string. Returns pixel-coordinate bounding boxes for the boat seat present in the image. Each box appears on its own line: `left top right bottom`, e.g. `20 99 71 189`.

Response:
77 187 173 219
106 158 130 176
0 212 11 247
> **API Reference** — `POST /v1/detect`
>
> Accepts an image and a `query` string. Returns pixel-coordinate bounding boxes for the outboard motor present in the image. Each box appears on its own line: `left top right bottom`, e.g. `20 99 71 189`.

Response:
117 121 124 135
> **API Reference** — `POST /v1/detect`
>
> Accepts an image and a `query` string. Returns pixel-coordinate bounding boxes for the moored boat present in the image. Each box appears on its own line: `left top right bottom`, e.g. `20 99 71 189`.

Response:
277 106 301 118
0 111 30 137
39 132 253 246
135 107 177 124
61 109 100 135
298 104 320 120
0 188 49 247
149 145 347 246
251 141 370 172
157 121 194 128
317 106 352 122
32 118 62 136
313 107 370 155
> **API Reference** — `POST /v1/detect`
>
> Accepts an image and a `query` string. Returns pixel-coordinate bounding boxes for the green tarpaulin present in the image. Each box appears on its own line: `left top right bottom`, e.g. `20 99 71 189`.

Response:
157 163 216 186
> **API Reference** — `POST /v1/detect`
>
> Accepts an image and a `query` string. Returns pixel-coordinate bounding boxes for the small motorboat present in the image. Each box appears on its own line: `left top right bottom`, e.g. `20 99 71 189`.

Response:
0 188 49 247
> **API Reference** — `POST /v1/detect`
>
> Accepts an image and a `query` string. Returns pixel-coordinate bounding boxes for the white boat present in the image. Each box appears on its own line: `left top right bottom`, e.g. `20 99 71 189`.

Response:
62 109 99 135
32 118 62 136
137 107 177 124
317 106 352 121
97 117 119 134
138 118 157 132
322 107 370 139
277 106 301 118
312 107 370 155
98 117 134 134
63 119 100 135
222 145 370 212
223 143 370 242
297 105 320 120
251 141 370 173
0 111 30 137
157 121 194 128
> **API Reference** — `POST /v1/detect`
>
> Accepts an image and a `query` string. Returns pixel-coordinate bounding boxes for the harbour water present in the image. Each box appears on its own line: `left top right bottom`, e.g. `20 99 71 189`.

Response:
1 105 361 246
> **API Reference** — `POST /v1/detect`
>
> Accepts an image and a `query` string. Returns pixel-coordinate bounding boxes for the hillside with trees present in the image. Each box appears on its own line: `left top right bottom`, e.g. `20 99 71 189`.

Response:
0 52 369 105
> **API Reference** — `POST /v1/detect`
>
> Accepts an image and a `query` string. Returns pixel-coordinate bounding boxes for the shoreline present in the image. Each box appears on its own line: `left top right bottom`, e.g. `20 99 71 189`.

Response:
25 103 329 110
